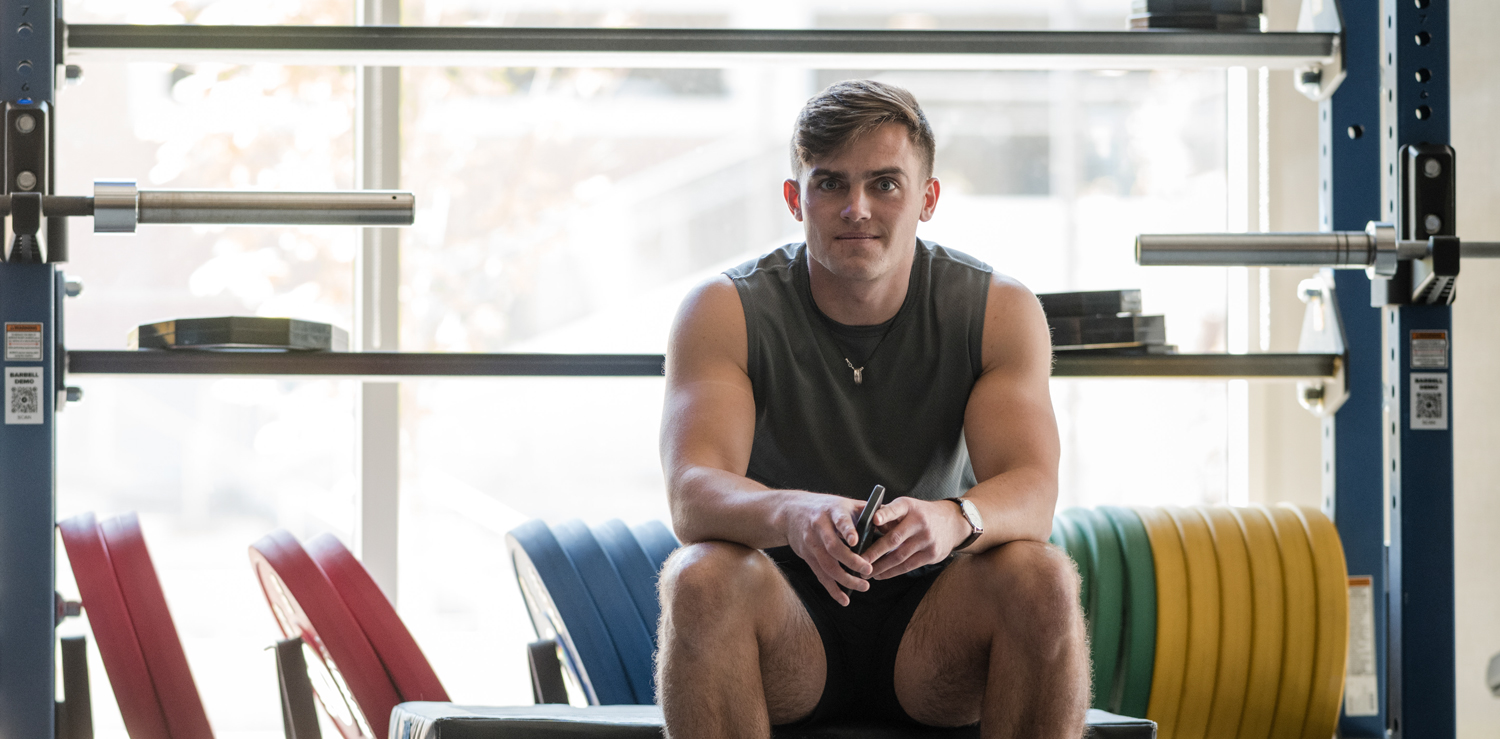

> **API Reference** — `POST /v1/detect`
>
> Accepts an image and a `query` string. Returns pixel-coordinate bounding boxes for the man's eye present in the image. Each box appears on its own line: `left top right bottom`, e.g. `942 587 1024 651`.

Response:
819 180 841 191
877 179 897 191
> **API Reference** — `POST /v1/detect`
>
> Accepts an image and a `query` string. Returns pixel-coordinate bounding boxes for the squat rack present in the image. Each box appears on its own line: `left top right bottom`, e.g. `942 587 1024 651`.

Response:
0 2 1458 739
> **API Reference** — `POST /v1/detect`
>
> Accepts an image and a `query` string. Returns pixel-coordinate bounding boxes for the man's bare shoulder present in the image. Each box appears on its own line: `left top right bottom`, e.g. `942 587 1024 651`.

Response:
979 271 1051 375
667 275 748 375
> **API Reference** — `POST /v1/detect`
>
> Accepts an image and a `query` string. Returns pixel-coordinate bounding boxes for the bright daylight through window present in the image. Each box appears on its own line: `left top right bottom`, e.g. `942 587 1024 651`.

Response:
57 0 1230 736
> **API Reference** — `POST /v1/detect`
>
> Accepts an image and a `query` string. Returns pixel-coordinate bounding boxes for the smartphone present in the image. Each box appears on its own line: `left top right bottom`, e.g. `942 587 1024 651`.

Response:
841 485 885 596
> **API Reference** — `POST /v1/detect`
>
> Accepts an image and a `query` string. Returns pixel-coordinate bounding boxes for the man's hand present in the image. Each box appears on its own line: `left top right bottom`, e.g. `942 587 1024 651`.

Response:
863 498 972 580
782 493 876 606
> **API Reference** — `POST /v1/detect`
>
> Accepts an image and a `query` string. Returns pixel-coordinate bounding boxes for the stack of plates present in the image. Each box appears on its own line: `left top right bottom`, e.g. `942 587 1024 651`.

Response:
1051 504 1348 739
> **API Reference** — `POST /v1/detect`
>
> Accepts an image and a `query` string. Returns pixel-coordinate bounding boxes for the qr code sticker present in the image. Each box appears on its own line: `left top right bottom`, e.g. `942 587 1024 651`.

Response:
1415 391 1444 420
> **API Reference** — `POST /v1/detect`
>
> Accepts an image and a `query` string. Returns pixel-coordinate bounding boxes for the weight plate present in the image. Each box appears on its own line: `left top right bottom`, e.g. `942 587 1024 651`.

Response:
249 530 400 739
305 533 449 703
1164 507 1220 739
629 520 681 574
508 520 635 705
1055 511 1092 622
1073 508 1126 712
1230 506 1285 739
1048 516 1065 548
1131 506 1188 739
553 520 657 705
1286 505 1348 739
1199 506 1253 739
593 520 665 653
58 513 173 739
1100 506 1155 719
1262 505 1317 739
98 513 214 739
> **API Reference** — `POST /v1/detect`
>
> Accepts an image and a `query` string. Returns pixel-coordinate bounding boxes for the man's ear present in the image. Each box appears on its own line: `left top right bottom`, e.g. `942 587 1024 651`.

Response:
783 179 803 222
919 177 941 222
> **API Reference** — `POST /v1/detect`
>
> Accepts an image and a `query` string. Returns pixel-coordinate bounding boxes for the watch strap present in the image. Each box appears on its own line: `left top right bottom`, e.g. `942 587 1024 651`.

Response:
951 498 983 551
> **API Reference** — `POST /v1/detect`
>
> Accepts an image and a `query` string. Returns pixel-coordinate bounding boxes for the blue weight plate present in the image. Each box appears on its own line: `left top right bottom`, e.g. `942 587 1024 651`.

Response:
593 520 664 653
553 520 657 705
630 521 681 574
506 520 634 705
1055 511 1092 622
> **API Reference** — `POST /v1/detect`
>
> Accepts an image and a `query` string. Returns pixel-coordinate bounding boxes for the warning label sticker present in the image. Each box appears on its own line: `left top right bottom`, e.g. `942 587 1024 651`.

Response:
1410 329 1449 369
5 368 42 424
4 322 42 361
1344 576 1378 717
1411 373 1449 430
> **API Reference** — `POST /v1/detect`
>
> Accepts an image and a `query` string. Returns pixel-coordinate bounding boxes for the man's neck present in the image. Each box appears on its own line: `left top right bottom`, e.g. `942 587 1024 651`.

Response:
805 246 915 326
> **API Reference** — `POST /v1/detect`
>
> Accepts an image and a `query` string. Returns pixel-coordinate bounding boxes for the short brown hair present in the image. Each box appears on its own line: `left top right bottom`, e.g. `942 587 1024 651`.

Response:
790 79 936 179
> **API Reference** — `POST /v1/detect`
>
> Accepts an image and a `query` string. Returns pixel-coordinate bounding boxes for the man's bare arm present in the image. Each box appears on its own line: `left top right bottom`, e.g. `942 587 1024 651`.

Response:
862 273 1058 576
955 273 1061 548
661 276 873 603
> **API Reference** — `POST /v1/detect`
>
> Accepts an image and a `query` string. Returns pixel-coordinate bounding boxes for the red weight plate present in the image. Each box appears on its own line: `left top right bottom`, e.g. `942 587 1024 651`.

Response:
58 513 172 739
249 530 400 739
99 513 215 739
305 533 449 702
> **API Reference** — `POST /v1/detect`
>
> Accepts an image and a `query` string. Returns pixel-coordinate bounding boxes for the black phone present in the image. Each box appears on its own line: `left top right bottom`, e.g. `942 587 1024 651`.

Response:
841 485 886 596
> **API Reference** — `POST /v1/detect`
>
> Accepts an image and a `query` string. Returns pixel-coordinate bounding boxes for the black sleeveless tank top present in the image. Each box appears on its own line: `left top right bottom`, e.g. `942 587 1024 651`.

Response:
724 239 993 502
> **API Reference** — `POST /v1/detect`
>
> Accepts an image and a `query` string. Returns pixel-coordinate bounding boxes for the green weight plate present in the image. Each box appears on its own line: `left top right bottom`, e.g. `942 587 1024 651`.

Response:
1100 505 1156 719
1055 511 1092 622
1071 508 1125 712
1049 516 1066 548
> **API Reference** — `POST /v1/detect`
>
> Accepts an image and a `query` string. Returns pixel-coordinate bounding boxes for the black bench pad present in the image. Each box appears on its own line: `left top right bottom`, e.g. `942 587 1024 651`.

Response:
391 703 1156 739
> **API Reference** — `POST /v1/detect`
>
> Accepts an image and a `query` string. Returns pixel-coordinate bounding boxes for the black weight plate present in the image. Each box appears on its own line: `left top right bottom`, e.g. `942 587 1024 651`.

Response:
630 521 681 575
552 520 657 705
593 520 664 653
506 520 635 705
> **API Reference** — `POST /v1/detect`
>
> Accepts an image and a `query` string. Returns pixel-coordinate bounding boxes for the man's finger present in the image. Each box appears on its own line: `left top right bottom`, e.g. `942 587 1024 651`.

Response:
819 525 872 576
870 538 932 579
830 507 858 547
812 550 869 595
871 497 909 528
860 521 909 562
809 566 851 607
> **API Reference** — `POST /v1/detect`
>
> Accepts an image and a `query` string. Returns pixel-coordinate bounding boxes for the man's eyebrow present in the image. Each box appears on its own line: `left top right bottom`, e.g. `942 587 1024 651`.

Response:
807 167 845 179
865 167 907 178
807 166 907 179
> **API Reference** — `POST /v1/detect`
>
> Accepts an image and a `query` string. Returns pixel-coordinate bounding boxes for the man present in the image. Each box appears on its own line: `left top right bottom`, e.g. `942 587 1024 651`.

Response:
657 79 1088 738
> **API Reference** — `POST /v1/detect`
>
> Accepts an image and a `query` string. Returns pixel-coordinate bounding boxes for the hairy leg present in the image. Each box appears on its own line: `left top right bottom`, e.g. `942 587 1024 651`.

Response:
892 541 1089 738
657 542 825 739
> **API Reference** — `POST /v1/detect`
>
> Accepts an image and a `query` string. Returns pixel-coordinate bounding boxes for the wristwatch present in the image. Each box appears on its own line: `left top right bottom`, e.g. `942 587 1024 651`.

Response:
949 497 984 551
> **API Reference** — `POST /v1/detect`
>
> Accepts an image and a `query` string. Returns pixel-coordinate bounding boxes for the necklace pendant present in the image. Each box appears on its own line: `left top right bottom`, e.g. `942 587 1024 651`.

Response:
852 367 864 385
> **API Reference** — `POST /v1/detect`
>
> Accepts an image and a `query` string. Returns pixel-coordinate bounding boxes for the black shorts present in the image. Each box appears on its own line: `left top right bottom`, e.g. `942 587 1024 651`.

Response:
764 545 952 728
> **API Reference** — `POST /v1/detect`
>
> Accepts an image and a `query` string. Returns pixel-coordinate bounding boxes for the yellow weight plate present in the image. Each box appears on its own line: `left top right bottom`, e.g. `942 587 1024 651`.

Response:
1230 505 1285 739
1263 505 1317 739
1133 506 1188 739
1286 505 1349 739
1200 506 1253 739
1164 507 1220 739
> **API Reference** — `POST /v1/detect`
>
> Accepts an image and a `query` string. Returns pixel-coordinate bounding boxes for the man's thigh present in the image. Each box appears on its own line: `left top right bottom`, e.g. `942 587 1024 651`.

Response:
891 541 1080 726
755 555 827 725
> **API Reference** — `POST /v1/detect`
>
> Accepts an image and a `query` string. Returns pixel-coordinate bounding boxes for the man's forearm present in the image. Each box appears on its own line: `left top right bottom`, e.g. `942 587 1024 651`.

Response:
667 466 800 549
959 466 1058 553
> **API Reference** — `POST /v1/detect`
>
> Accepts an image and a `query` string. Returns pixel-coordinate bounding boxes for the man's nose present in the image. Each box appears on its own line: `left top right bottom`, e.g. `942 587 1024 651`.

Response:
842 188 871 221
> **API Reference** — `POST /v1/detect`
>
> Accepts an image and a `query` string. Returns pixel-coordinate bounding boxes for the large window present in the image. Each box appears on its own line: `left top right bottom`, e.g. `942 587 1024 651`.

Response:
58 0 1238 734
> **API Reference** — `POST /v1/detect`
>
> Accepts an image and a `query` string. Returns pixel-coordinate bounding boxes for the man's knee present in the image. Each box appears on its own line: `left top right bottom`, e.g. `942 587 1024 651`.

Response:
971 541 1083 639
659 541 777 631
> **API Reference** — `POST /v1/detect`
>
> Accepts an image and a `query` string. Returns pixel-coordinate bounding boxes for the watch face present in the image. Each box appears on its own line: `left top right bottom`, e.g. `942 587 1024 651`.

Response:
959 499 982 530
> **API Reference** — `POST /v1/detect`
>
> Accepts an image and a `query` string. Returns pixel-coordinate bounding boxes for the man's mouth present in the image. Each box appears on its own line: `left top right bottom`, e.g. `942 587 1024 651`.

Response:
835 233 879 240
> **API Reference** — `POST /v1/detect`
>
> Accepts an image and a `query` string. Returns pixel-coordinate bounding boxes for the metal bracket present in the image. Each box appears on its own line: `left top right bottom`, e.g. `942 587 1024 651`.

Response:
1295 0 1346 100
1296 269 1349 417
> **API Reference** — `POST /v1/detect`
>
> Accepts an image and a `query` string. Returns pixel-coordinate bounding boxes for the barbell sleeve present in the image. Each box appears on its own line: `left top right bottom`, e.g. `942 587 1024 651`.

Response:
137 190 414 226
1135 231 1375 268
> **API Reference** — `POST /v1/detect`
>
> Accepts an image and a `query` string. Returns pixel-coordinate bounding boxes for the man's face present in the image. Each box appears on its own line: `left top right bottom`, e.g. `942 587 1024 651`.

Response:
784 122 940 284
